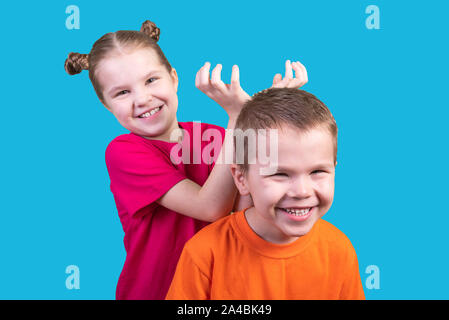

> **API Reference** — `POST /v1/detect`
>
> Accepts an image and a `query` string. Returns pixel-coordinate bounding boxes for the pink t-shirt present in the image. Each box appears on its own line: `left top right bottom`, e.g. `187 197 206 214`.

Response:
105 122 225 300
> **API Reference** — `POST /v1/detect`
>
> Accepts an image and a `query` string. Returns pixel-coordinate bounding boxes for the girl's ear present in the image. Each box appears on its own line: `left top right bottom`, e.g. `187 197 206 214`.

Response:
230 164 250 196
170 68 179 92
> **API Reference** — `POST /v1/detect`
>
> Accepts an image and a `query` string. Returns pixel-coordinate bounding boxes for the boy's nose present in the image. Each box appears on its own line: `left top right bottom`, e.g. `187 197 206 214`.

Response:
288 176 313 199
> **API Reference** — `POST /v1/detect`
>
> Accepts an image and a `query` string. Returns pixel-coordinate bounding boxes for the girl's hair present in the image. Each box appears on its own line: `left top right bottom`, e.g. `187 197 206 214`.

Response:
64 20 172 102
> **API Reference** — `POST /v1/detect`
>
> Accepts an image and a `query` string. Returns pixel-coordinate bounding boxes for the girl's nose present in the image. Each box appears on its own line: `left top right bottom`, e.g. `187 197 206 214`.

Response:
134 89 153 108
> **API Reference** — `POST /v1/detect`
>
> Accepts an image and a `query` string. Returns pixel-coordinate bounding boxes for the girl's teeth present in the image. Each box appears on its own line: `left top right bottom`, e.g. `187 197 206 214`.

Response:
139 107 161 118
150 107 160 115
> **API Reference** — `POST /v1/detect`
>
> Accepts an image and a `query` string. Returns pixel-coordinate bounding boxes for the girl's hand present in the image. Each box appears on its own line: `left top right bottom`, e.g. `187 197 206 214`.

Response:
272 60 308 89
196 62 250 120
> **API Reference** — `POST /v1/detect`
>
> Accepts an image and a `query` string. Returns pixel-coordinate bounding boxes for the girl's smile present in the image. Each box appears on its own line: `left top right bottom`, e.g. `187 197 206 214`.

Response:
136 105 163 118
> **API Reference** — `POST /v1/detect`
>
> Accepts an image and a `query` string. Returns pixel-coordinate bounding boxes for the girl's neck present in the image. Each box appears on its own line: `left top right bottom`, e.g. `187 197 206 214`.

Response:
140 120 183 143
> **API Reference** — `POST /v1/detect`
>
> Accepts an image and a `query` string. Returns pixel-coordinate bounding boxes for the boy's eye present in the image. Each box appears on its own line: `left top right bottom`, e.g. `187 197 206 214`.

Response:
146 77 157 84
311 170 326 175
272 172 288 177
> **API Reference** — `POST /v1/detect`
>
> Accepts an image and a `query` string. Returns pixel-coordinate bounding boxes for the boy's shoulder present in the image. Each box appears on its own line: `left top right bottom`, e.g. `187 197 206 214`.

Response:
315 219 357 255
183 213 235 257
185 215 357 253
188 212 234 242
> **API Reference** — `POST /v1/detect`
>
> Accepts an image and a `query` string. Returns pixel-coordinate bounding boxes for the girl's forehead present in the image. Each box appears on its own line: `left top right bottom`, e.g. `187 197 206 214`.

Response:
100 48 160 72
96 48 164 85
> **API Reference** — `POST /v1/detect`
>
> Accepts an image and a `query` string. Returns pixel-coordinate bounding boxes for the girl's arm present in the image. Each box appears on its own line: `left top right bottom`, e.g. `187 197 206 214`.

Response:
156 64 246 222
156 61 308 222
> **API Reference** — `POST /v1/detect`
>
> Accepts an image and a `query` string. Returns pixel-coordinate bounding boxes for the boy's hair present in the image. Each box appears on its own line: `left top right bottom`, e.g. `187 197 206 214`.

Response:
234 88 338 172
64 20 172 102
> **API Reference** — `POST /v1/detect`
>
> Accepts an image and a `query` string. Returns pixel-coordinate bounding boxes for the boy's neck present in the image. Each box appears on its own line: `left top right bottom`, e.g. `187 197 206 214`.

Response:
244 207 301 245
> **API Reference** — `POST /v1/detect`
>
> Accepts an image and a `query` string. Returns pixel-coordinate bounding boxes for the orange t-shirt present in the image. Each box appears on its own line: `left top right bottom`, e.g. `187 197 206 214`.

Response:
166 209 365 300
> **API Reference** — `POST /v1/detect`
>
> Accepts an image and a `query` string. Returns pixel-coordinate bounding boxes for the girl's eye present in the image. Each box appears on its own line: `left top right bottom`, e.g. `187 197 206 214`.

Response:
311 170 326 175
146 77 157 84
116 90 129 97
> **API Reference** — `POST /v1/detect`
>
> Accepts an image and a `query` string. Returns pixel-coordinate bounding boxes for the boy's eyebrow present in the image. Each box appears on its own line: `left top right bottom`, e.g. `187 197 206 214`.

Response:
107 71 160 95
311 162 335 169
273 162 335 172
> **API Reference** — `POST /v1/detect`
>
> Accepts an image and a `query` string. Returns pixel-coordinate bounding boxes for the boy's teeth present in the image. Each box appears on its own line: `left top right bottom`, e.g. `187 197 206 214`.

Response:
139 107 161 118
284 208 311 216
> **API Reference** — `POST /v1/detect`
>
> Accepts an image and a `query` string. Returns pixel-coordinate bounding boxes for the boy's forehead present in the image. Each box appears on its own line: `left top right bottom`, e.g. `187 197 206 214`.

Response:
269 124 334 148
278 125 332 141
250 125 335 174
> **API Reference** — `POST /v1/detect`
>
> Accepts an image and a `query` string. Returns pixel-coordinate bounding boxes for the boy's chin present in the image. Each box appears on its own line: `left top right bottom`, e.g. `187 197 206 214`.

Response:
282 215 321 238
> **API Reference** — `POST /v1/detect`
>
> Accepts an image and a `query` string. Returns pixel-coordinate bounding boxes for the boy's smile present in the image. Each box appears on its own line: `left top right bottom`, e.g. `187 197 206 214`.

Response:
232 125 336 244
97 48 179 142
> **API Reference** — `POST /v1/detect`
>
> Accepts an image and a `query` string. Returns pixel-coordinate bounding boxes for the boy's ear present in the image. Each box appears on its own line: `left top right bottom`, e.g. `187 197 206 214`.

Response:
230 164 250 196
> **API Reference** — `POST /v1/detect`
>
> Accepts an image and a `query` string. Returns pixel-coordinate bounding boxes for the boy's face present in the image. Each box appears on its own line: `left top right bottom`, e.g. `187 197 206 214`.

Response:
97 48 179 142
231 125 336 244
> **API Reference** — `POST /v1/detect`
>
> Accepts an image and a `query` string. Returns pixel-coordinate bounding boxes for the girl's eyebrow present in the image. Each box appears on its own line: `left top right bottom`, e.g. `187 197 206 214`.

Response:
107 71 160 95
108 85 126 96
140 70 159 81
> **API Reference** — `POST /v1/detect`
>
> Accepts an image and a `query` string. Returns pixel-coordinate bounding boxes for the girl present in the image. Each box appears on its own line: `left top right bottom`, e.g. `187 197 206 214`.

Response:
64 20 307 299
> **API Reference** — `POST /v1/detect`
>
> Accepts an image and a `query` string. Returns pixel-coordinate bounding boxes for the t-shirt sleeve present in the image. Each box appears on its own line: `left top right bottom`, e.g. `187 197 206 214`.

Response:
204 124 226 174
339 245 366 300
105 137 187 217
165 242 211 300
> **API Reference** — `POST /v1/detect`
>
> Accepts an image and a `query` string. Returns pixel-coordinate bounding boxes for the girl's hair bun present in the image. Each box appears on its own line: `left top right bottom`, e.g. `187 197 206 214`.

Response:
140 20 160 42
64 52 89 75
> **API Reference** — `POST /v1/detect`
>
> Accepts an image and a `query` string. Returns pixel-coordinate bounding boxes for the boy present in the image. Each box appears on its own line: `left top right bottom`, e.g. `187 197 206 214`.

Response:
166 88 365 300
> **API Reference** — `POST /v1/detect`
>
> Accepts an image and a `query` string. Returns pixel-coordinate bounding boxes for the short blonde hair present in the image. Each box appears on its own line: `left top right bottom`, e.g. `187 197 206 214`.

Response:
234 88 338 172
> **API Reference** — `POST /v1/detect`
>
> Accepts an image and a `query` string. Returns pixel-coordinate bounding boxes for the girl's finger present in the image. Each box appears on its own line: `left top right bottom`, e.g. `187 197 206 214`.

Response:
284 60 293 80
290 62 304 87
211 64 226 91
293 61 308 84
297 61 308 84
272 73 282 87
195 67 201 88
199 62 211 88
230 65 241 91
287 78 305 89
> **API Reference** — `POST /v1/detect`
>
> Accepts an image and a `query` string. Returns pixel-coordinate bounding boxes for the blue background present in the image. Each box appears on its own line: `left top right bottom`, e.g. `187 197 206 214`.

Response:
0 0 448 299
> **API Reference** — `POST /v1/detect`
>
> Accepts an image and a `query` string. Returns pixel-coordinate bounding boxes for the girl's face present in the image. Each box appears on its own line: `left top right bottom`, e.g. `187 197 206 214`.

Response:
97 47 179 141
